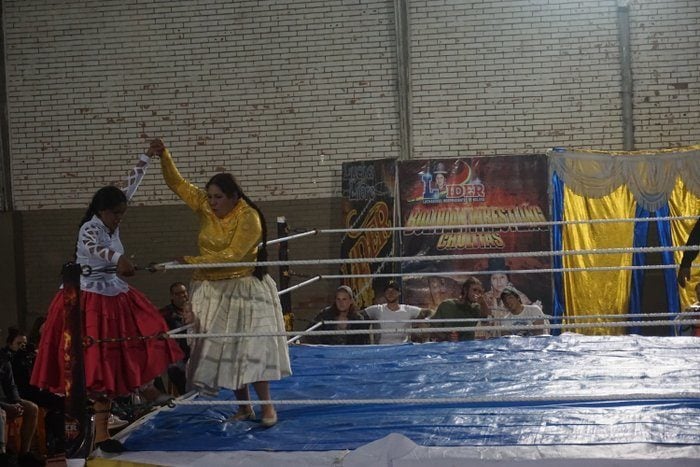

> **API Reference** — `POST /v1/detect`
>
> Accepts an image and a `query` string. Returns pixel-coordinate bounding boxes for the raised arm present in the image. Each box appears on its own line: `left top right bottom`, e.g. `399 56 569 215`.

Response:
122 153 150 201
157 143 207 212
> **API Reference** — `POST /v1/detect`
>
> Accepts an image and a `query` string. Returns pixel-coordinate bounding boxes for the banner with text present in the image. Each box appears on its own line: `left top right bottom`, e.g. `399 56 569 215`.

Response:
398 155 551 317
340 159 398 308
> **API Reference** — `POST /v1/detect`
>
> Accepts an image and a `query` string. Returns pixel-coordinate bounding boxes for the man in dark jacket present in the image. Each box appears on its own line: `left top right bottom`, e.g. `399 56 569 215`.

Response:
159 282 193 395
0 343 43 466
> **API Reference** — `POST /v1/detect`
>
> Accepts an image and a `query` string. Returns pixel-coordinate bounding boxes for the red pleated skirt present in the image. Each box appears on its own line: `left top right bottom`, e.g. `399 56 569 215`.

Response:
31 287 184 397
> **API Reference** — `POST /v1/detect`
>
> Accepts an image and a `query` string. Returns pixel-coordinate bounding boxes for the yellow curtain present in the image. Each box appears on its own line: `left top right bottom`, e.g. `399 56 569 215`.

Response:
668 178 700 309
562 184 636 334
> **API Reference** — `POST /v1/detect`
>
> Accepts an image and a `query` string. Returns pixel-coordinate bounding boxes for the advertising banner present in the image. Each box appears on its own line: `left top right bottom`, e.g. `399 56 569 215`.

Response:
397 156 551 321
340 159 398 308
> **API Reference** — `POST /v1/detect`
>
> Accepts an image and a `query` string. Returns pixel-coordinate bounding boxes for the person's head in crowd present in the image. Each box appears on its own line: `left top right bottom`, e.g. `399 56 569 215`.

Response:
169 282 189 309
5 327 28 351
333 285 356 315
487 257 510 295
384 280 401 304
500 286 523 313
460 277 484 304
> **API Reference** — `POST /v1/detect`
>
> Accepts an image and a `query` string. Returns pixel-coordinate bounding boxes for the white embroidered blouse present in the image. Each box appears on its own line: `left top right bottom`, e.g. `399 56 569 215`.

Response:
77 154 150 296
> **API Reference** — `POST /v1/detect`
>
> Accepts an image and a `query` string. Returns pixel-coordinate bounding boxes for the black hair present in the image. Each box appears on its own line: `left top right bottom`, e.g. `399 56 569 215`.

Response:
206 173 268 280
73 186 127 259
78 186 127 228
169 282 187 294
6 326 25 346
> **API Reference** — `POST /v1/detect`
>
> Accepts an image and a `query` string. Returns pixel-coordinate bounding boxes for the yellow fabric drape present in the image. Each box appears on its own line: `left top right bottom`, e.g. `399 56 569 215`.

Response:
562 185 636 335
668 178 700 309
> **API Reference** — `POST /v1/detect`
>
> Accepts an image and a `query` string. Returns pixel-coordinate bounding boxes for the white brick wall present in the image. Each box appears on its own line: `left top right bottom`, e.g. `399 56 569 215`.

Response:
4 0 399 210
411 0 624 156
629 0 700 147
4 0 699 210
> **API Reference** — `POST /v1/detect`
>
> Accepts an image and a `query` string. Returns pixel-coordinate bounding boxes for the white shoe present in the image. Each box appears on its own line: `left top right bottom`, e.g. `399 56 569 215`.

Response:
108 414 129 429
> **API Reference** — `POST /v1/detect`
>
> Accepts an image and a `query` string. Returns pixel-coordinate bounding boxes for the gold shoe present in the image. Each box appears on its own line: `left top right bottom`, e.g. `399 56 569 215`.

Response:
260 412 278 427
228 408 255 421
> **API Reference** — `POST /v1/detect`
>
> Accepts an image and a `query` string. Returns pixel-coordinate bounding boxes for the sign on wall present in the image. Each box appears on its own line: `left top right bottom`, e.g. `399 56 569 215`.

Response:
340 159 398 308
341 155 552 320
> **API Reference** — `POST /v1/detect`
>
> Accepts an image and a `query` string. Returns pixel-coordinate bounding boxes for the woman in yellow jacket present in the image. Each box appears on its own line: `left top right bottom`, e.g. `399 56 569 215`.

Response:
154 140 291 427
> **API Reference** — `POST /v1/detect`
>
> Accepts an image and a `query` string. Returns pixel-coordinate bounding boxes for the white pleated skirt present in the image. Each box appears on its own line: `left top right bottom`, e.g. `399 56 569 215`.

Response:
187 274 292 394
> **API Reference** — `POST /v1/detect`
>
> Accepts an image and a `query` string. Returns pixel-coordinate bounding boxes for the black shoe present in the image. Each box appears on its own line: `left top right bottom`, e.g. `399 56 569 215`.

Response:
17 452 45 467
96 439 126 453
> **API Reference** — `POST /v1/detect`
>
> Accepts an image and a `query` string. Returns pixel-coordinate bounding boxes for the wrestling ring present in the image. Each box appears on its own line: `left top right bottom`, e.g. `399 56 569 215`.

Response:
68 215 700 467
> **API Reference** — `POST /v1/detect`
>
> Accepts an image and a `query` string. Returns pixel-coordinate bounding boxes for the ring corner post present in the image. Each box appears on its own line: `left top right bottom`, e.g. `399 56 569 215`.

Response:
277 217 294 332
61 262 93 459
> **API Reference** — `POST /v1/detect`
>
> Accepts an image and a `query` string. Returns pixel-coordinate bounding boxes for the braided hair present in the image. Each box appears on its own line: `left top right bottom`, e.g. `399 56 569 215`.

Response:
205 173 268 280
78 186 127 229
74 186 127 259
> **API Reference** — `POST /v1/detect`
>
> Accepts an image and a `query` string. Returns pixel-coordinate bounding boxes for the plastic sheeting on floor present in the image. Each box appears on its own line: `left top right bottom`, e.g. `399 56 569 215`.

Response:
119 334 700 454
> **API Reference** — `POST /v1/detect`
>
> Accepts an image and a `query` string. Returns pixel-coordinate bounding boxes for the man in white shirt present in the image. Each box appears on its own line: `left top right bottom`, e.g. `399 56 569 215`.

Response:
500 286 550 336
363 281 430 344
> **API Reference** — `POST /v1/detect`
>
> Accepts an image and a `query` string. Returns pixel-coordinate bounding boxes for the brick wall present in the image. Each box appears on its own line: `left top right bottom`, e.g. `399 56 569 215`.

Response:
630 1 700 146
410 0 625 154
4 0 399 211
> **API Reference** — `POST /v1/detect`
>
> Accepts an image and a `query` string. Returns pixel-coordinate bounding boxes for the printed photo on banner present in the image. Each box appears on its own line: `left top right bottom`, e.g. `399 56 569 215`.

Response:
397 155 551 321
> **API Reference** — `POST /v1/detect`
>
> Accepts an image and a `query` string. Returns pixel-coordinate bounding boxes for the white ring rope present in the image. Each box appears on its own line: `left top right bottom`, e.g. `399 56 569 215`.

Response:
278 275 321 296
172 391 700 407
265 229 318 246
318 311 700 324
167 323 195 334
287 321 322 344
157 245 700 270
168 318 700 340
316 214 700 235
319 263 699 280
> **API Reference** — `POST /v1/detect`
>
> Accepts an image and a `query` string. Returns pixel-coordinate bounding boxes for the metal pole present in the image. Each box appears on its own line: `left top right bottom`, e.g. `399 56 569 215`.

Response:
394 0 413 160
617 4 635 150
277 217 293 331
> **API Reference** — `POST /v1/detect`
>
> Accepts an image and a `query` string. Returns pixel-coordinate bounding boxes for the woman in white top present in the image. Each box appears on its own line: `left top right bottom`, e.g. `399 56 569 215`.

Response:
31 145 183 452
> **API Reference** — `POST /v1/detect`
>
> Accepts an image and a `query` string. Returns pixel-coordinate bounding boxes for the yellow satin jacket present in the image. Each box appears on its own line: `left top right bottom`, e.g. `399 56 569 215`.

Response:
160 149 260 281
